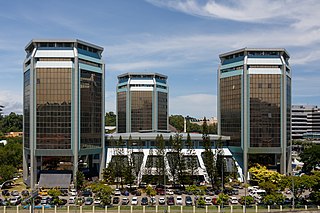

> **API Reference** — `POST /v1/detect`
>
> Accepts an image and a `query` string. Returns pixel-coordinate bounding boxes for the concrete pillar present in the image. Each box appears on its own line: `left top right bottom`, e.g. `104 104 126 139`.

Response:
42 205 44 213
193 205 195 213
243 205 245 213
318 206 320 210
29 206 32 213
130 205 133 213
168 206 170 213
280 205 282 211
4 206 6 213
218 205 220 213
181 206 183 213
143 205 146 213
255 205 258 213
54 205 57 213
155 205 158 213
16 205 19 213
93 205 95 213
267 205 270 212
118 205 120 213
305 205 307 210
80 206 83 213
205 205 208 213
230 205 233 213
105 206 108 213
67 206 70 213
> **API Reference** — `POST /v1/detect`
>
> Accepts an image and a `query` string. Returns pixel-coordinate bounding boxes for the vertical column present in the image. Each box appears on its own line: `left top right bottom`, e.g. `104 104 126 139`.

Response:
93 205 95 213
16 205 19 213
80 205 83 213
180 206 183 213
130 206 133 213
105 206 108 213
118 205 120 213
168 206 170 213
193 205 195 213
42 205 44 213
67 205 70 213
255 205 258 213
155 205 158 213
54 205 57 213
230 205 233 213
243 55 249 183
143 206 146 213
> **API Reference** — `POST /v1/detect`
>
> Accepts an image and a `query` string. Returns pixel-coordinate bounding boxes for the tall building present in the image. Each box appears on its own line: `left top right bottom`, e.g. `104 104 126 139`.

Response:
117 73 168 133
23 39 105 188
292 105 320 139
218 48 291 178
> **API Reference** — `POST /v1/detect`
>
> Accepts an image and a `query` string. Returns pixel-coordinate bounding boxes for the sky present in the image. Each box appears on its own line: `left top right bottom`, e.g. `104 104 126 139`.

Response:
0 0 320 118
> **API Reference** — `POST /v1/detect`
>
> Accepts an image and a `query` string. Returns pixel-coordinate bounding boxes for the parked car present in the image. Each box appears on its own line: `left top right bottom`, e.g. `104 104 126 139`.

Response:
176 196 183 205
185 196 193 206
150 197 156 205
121 197 129 205
113 197 120 204
41 197 49 205
21 190 30 197
166 189 174 195
10 196 21 205
69 196 76 204
174 189 182 195
85 197 93 205
141 197 148 205
11 190 19 196
205 197 212 205
82 189 93 197
131 197 138 205
232 189 239 195
94 198 101 205
159 197 165 205
114 189 121 196
60 189 68 196
69 189 77 196
2 190 10 196
229 197 238 205
139 182 147 188
39 188 48 196
167 196 174 205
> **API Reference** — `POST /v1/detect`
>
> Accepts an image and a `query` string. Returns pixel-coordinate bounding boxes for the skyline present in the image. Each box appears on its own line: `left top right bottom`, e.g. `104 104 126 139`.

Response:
1 0 320 118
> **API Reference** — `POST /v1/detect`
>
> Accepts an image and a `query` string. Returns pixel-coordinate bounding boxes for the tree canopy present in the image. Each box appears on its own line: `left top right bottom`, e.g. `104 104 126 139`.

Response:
300 144 320 174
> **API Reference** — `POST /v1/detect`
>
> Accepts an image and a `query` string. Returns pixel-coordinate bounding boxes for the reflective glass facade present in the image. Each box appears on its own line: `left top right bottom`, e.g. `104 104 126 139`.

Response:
220 75 241 146
24 70 30 148
131 91 153 132
157 92 168 130
117 92 127 133
36 67 72 149
80 70 102 149
249 74 281 147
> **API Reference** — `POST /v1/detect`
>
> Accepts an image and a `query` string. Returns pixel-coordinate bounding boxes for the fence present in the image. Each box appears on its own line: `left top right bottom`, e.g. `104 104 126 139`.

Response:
1 205 320 213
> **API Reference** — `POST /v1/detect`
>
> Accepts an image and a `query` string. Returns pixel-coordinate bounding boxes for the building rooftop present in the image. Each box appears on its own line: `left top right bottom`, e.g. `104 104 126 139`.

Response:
117 72 167 79
219 47 290 59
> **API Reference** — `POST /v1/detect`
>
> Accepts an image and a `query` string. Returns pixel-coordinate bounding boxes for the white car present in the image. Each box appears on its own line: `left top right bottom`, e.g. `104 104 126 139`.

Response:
159 197 166 205
114 188 121 196
131 197 138 205
69 189 77 196
176 196 183 205
94 198 101 205
166 189 174 195
229 197 238 205
69 196 76 204
205 197 212 205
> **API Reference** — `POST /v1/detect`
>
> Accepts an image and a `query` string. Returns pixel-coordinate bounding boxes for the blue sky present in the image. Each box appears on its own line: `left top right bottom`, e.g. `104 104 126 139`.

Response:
0 0 320 118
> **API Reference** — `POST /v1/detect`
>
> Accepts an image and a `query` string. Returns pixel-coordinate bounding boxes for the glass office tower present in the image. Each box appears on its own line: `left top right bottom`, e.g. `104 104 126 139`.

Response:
23 39 105 188
218 48 291 178
117 73 168 133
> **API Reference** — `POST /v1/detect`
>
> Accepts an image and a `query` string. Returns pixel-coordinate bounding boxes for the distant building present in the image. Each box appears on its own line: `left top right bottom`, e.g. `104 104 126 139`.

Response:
23 39 105 188
5 132 23 137
292 105 320 140
116 73 168 133
218 48 292 177
190 117 218 126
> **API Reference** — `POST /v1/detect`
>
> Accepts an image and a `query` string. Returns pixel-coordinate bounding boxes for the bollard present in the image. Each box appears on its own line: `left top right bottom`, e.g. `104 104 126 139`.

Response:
168 206 170 213
155 205 158 213
143 205 146 213
4 206 6 213
67 206 70 213
93 205 95 213
318 206 320 210
29 205 32 213
105 206 108 213
230 205 233 213
205 205 208 213
243 205 245 213
118 205 120 213
42 205 45 213
80 205 83 213
193 205 195 213
130 205 133 213
218 205 220 213
181 206 183 213
280 205 282 212
255 205 258 213
16 205 19 213
54 205 57 213
305 205 307 210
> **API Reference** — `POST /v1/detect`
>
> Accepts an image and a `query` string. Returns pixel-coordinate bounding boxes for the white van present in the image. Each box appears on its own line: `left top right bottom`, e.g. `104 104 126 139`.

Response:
251 189 266 200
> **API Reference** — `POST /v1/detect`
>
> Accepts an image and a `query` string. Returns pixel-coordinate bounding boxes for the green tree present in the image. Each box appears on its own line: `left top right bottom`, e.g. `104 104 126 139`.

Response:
186 133 198 184
262 193 285 205
105 111 116 126
155 134 166 184
0 164 17 183
169 115 184 132
0 137 23 168
239 196 254 205
103 162 115 184
146 185 156 197
202 118 216 187
259 181 277 195
217 193 229 205
249 164 284 186
76 171 85 191
300 145 320 174
91 183 113 205
0 112 23 133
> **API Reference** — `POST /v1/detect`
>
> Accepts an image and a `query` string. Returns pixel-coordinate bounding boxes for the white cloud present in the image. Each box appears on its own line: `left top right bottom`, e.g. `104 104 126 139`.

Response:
0 90 23 115
170 93 217 118
146 0 320 30
107 60 175 72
